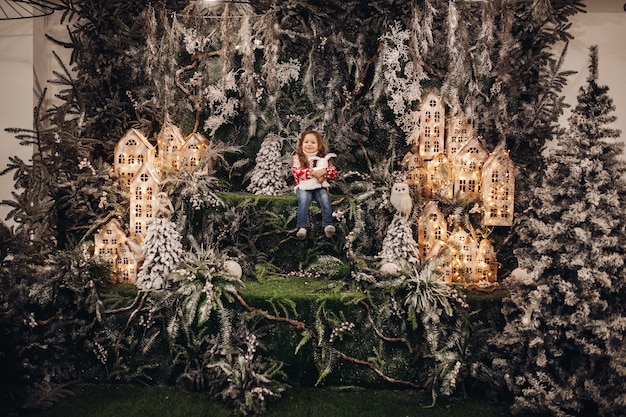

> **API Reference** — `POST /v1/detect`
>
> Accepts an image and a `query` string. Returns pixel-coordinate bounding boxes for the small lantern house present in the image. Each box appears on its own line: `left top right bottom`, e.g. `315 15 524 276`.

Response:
417 201 448 261
129 162 161 238
482 144 515 226
156 119 186 173
446 116 473 159
403 150 428 195
427 153 453 199
447 228 477 283
94 219 126 266
401 145 422 172
452 137 489 202
475 238 498 283
179 132 211 174
114 128 156 188
418 92 445 161
116 242 138 284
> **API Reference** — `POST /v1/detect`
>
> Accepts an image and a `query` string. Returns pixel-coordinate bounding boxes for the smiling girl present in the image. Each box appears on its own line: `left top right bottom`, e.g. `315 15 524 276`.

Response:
291 130 337 239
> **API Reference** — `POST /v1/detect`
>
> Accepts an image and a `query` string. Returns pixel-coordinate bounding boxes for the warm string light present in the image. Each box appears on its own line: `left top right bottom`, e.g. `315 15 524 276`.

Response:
413 101 509 284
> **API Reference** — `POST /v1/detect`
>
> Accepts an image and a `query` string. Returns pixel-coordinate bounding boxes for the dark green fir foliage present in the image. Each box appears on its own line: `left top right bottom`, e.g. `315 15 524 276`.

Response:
492 46 626 417
0 0 594 414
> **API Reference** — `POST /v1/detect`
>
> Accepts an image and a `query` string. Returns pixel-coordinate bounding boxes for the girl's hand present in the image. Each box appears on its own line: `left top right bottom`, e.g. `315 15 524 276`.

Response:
313 168 327 182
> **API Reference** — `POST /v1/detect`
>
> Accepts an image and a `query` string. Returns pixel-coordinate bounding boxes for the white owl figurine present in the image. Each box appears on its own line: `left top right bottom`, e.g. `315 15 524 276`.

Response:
390 182 413 217
155 192 175 218
298 153 337 190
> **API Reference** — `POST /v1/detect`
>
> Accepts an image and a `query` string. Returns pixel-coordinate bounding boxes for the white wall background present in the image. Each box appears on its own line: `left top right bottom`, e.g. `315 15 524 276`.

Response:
0 19 33 225
558 0 626 141
0 1 625 225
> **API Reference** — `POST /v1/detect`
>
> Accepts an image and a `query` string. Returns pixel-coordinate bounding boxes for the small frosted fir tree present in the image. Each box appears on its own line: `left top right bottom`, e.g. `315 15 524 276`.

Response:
246 134 288 195
136 194 184 290
378 215 420 270
492 46 626 417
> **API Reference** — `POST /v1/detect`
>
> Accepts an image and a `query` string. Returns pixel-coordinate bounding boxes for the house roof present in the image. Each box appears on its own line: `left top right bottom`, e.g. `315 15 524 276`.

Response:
115 128 155 154
130 162 161 187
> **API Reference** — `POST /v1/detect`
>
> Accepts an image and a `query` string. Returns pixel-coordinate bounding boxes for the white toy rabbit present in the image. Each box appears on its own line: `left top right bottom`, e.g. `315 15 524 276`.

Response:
298 153 336 190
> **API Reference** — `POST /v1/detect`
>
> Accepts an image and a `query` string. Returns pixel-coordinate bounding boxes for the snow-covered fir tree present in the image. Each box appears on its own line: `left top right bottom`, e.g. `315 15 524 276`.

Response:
492 46 626 417
246 134 288 195
378 214 420 270
136 194 185 290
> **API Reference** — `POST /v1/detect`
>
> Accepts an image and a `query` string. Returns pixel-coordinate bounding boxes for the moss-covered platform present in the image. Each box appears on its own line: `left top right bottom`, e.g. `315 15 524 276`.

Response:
236 274 506 388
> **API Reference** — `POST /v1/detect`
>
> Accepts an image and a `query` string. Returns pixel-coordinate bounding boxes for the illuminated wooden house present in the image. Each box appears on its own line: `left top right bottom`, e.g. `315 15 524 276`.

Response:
447 228 477 283
417 201 447 261
94 219 126 263
156 119 186 173
446 116 472 159
452 137 489 202
179 132 211 174
475 238 498 283
427 153 453 199
401 145 422 172
418 92 445 161
395 92 516 285
129 162 161 238
482 144 515 226
116 242 138 284
402 148 427 193
114 128 156 188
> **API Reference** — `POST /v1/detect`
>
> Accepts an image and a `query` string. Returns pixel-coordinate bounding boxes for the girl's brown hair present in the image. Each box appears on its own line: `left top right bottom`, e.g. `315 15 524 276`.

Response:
295 130 328 168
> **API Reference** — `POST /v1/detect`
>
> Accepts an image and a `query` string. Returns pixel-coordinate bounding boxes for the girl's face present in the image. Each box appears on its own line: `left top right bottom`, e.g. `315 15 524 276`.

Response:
301 133 320 154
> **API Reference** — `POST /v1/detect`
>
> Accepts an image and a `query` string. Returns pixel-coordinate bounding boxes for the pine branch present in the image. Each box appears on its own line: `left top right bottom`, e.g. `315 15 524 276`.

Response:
327 344 423 389
175 47 225 134
235 293 424 390
360 300 414 354
114 291 149 361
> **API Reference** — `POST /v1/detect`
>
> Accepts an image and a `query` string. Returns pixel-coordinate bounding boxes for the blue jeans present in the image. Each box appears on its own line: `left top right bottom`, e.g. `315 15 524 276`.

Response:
296 187 334 229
